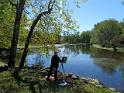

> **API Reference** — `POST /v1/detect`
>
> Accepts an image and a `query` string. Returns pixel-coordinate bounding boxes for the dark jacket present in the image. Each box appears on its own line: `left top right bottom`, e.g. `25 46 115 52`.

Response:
50 55 60 68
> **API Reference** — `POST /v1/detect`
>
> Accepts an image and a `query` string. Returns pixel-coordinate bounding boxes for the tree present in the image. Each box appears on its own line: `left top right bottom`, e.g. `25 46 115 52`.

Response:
63 30 80 44
19 0 56 68
93 19 122 52
80 31 91 44
8 0 26 67
119 20 124 46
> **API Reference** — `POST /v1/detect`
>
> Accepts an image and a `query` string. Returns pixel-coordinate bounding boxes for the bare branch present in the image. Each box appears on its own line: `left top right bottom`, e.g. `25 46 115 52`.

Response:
48 0 52 9
9 0 17 6
48 0 55 9
24 8 30 14
50 0 55 9
48 0 55 13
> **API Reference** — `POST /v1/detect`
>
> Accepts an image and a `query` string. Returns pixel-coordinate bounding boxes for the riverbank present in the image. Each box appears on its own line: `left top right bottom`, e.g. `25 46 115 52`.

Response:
93 44 124 53
17 43 90 49
0 66 118 93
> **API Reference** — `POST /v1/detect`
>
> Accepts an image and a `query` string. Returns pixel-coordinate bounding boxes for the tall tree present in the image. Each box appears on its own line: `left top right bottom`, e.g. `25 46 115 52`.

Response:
93 19 122 52
19 0 55 68
8 0 26 67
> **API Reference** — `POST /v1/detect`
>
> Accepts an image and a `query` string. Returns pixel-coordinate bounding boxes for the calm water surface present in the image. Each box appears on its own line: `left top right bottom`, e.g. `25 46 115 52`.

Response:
26 45 124 92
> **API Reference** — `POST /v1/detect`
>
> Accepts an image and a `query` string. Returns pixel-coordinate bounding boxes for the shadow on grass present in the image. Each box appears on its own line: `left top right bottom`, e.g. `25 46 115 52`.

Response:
0 65 8 72
12 68 60 93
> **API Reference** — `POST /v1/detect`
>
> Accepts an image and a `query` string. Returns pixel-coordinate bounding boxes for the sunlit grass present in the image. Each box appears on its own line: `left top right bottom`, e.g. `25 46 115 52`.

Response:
0 62 5 66
93 44 124 52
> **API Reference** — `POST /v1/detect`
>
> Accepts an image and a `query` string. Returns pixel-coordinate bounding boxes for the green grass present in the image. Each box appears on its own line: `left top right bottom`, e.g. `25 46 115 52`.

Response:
117 47 124 52
93 44 124 52
0 62 6 66
0 68 116 93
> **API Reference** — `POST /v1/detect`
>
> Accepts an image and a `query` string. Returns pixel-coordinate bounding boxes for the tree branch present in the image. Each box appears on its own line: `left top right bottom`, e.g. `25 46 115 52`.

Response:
50 0 55 9
48 0 55 10
48 0 52 9
9 0 17 6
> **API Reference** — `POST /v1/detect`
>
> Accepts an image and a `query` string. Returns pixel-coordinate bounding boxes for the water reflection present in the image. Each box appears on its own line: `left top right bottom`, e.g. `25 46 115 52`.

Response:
25 45 124 92
26 53 44 66
90 48 124 76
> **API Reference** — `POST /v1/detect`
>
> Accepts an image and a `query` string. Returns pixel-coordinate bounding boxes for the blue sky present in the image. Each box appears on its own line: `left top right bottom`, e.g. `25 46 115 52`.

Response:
68 0 124 32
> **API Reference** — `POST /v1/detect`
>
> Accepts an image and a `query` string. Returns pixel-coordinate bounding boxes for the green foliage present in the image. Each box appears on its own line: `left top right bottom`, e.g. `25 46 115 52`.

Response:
63 31 91 44
91 30 98 44
63 31 80 44
0 0 80 49
119 20 124 45
80 31 91 43
0 1 28 48
0 2 14 48
30 15 62 45
93 19 122 47
22 0 79 46
18 14 28 46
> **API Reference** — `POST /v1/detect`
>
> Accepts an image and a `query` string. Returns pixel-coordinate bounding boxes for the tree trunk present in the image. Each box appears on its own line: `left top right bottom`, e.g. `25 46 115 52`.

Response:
19 11 50 69
113 45 117 52
8 0 26 67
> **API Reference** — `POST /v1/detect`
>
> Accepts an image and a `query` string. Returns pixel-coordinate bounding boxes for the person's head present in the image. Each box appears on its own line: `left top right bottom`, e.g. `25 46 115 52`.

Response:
54 51 58 56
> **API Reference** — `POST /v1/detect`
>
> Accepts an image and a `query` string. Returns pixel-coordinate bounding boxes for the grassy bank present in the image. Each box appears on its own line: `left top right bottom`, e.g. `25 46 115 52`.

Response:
0 59 6 66
0 67 116 93
93 44 124 52
0 62 5 66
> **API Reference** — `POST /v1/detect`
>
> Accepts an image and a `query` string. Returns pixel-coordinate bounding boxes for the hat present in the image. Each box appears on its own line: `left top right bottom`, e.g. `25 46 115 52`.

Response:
54 51 58 55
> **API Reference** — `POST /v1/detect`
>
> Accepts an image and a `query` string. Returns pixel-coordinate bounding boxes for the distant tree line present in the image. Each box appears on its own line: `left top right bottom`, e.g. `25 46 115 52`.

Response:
62 31 91 44
62 19 124 52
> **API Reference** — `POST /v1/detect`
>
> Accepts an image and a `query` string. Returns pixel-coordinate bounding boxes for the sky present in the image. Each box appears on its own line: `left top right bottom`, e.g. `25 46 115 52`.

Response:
68 0 124 32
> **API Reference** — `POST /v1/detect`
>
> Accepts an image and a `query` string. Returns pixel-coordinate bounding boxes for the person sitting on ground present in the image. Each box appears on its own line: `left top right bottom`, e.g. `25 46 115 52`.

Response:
47 51 61 81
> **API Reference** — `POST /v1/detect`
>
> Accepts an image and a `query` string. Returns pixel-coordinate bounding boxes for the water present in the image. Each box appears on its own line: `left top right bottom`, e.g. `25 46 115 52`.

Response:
23 45 124 92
